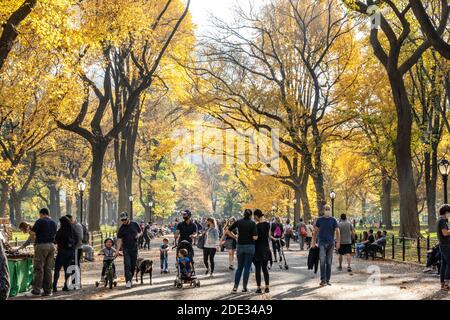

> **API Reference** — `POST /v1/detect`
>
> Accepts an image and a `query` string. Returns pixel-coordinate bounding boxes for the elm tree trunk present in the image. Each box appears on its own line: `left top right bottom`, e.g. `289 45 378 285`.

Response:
389 73 420 238
88 143 107 231
381 171 393 229
0 182 10 218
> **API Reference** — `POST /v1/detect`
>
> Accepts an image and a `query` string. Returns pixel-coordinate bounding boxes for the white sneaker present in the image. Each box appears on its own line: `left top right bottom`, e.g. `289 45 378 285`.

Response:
125 281 132 289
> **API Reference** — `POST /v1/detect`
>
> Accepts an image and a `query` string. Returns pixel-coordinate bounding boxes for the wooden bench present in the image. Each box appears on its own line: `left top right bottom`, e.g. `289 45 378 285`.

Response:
363 244 386 260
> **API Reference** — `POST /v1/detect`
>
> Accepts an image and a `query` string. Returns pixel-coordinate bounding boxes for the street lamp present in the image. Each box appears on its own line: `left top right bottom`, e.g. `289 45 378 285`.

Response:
439 158 450 203
77 180 86 224
379 209 383 228
148 201 153 223
129 195 134 220
330 191 336 217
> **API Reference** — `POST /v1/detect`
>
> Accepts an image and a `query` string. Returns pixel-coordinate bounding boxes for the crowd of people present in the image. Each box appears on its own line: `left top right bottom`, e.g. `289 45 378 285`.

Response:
0 201 449 299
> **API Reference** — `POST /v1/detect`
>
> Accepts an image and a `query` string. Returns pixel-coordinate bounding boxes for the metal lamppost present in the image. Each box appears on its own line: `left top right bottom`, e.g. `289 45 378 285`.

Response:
77 180 86 224
293 198 298 222
380 209 383 228
148 201 153 223
330 191 336 217
129 195 134 220
439 158 450 203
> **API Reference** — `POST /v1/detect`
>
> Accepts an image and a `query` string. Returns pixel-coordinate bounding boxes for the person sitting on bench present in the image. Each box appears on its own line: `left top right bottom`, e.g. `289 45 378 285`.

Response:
363 231 387 259
356 230 374 258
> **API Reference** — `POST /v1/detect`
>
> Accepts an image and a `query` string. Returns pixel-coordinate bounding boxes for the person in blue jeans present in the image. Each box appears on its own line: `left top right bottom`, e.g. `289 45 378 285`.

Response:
115 212 142 289
311 205 340 287
437 204 450 290
160 238 169 273
226 209 258 293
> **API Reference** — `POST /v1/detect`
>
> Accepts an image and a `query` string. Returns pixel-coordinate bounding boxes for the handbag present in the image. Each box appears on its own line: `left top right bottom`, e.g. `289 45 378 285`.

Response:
196 231 206 249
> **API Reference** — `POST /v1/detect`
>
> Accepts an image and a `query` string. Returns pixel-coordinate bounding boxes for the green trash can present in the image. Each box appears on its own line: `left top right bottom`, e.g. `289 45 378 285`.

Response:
8 258 33 297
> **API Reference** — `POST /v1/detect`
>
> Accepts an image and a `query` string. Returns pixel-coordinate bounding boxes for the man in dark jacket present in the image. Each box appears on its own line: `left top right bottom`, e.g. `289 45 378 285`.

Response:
307 246 319 274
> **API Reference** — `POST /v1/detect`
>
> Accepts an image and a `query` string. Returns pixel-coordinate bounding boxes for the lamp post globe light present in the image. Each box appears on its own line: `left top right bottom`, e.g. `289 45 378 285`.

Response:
439 158 450 203
129 195 134 220
330 191 336 217
77 180 86 224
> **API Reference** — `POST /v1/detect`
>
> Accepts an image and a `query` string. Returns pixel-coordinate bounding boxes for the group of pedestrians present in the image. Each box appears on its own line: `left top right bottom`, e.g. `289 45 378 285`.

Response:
170 207 350 291
3 201 449 298
171 209 273 293
20 208 89 296
222 209 274 293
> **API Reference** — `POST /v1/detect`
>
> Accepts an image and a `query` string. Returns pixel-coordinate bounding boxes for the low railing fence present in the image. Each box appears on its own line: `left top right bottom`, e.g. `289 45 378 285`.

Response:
355 233 437 265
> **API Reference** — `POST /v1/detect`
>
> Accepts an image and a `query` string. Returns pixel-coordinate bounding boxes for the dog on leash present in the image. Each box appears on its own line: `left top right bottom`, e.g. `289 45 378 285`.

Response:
135 258 153 285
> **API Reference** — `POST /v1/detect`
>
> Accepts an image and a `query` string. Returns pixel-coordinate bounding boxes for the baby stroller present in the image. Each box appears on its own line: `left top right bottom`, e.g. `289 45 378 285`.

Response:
173 240 200 288
423 243 441 274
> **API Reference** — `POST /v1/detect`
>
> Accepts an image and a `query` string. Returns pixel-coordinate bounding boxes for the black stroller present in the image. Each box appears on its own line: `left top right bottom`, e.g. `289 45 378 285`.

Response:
173 240 200 288
423 243 441 274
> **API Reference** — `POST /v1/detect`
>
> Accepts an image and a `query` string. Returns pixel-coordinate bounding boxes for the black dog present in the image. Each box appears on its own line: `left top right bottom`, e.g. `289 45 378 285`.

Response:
135 258 153 285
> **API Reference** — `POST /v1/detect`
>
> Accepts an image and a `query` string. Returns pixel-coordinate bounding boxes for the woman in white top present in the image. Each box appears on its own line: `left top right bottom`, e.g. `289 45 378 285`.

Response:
203 217 219 277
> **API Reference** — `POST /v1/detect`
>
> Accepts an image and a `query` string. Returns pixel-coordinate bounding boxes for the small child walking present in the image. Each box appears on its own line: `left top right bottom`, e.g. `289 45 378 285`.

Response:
160 238 169 273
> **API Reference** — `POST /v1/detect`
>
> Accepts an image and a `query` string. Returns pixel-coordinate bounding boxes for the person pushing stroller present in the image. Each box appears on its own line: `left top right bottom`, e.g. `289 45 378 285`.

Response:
174 210 198 248
173 210 200 288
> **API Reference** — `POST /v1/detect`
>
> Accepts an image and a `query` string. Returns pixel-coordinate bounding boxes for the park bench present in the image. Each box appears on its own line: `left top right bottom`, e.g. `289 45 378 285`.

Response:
363 244 386 260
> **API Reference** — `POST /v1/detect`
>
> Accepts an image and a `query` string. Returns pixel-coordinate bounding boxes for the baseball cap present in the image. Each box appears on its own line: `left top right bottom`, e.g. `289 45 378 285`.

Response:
119 212 129 221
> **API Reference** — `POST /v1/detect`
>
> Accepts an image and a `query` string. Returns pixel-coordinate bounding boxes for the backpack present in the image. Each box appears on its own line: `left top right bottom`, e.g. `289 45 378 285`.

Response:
300 224 308 237
285 225 293 236
274 224 282 237
81 223 90 244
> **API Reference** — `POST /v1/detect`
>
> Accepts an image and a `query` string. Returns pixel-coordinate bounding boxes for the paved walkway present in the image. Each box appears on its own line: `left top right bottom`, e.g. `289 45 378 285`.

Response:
11 236 449 300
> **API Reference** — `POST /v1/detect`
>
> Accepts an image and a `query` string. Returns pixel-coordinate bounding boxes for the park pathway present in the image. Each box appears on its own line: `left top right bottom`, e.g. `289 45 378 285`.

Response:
11 235 449 300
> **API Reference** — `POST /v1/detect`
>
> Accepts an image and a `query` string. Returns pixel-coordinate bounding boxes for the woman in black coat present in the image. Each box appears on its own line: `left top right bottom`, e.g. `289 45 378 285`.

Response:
53 216 77 292
253 209 272 293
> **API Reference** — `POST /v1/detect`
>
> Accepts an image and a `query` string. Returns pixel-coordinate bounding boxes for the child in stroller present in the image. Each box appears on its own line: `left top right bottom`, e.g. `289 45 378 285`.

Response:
174 240 200 288
178 249 193 278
